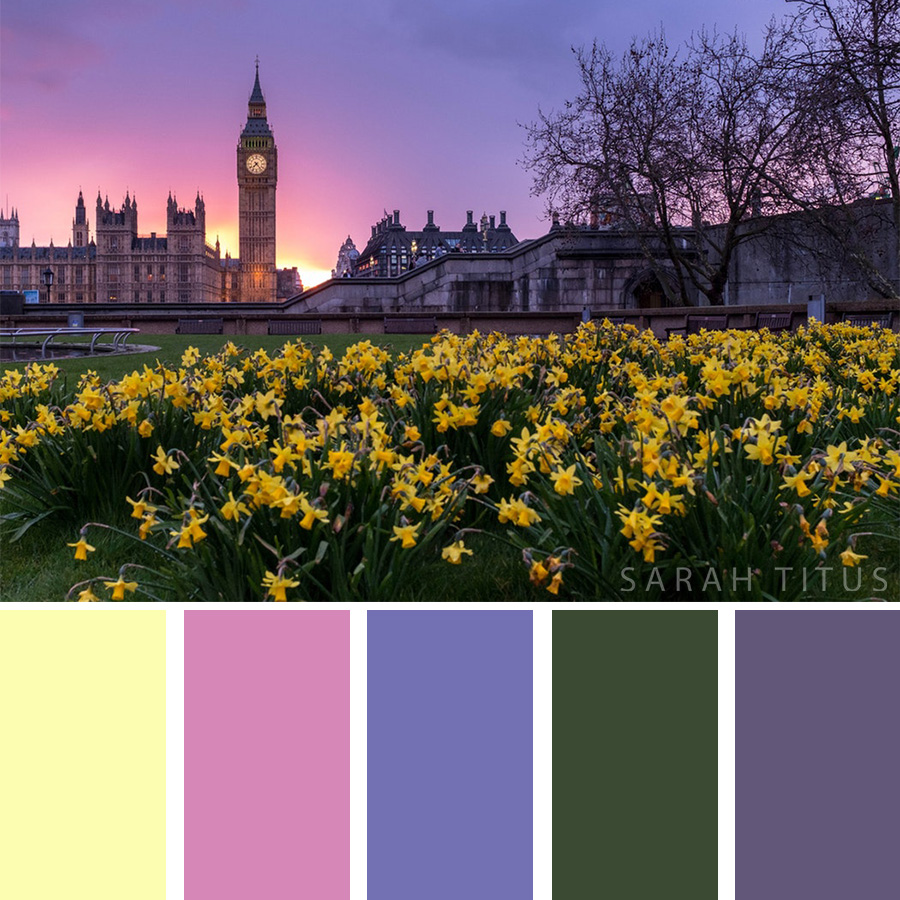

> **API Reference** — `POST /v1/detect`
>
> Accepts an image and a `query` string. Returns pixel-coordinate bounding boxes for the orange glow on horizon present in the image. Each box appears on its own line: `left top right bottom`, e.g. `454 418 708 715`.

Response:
208 221 332 289
292 265 333 289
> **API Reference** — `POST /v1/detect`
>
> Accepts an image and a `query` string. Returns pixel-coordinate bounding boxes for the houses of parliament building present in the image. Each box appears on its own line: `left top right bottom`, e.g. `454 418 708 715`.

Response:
0 63 299 305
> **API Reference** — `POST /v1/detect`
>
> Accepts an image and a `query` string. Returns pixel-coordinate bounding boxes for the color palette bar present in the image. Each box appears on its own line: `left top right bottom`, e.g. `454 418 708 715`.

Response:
736 611 900 899
8 605 893 899
0 610 166 900
367 611 533 900
552 610 719 898
184 611 350 900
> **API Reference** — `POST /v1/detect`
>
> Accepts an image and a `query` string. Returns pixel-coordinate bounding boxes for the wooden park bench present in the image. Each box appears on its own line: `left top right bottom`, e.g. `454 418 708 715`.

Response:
842 312 893 328
267 318 323 336
666 315 729 338
384 316 438 334
754 312 792 332
176 318 224 334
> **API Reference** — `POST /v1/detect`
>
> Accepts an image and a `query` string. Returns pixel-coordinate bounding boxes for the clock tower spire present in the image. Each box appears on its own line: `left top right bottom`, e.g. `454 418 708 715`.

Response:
237 58 277 303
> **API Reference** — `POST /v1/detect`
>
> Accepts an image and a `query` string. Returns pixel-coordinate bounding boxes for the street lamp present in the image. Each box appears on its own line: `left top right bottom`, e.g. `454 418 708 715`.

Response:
41 267 54 304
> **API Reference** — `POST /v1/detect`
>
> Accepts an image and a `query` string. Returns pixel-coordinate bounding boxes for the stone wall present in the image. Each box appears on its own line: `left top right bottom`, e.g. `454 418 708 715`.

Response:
286 203 897 314
286 230 685 315
715 199 898 305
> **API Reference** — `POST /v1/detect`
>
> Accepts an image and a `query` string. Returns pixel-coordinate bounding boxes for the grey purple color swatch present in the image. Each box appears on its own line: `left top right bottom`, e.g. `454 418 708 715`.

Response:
736 611 900 899
367 611 533 900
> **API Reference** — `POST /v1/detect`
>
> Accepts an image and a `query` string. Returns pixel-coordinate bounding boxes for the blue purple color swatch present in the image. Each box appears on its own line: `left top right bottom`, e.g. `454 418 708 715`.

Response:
367 611 533 900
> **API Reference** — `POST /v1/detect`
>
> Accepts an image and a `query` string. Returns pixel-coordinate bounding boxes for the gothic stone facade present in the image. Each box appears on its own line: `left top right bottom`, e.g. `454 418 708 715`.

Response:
0 65 282 305
94 192 222 304
237 61 278 303
0 191 222 304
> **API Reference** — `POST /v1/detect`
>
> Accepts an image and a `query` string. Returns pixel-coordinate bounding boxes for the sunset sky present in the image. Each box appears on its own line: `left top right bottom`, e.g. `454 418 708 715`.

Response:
2 0 787 287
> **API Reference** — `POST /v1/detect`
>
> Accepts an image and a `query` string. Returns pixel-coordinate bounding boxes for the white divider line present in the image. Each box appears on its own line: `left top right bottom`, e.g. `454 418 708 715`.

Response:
718 610 736 900
166 609 185 900
533 609 552 900
349 610 368 900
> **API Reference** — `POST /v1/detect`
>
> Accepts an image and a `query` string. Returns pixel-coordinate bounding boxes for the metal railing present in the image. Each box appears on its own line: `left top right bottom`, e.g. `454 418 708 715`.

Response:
0 327 140 359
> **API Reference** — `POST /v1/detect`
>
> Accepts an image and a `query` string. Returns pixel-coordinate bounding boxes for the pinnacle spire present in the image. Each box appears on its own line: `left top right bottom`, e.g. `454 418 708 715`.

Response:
249 57 265 104
242 58 272 137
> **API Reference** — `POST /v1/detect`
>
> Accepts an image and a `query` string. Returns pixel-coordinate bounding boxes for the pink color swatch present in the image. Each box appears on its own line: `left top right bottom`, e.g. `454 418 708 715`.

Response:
185 611 350 899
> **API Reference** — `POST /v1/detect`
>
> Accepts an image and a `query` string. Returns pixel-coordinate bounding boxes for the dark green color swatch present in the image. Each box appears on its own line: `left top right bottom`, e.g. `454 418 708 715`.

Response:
552 611 718 898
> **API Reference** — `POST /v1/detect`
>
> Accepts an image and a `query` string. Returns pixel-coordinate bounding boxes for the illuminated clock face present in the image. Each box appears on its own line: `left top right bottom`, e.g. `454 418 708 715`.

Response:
246 153 267 174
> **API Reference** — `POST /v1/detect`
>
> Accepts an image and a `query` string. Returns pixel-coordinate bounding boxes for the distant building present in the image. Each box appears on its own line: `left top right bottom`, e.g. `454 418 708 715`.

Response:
95 191 222 303
0 190 222 304
0 63 291 304
332 236 359 278
277 267 302 298
351 209 518 277
0 242 96 305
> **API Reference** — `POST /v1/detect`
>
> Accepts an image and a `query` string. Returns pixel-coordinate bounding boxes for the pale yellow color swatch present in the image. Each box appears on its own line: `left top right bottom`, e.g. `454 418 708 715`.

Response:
0 611 166 900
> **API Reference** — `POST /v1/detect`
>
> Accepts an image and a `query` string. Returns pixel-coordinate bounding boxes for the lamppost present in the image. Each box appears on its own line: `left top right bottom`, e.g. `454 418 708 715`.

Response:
41 266 54 304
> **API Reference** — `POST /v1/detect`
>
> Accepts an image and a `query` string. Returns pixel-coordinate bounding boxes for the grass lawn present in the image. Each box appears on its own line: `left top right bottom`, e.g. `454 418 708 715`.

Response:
0 332 429 382
0 510 534 602
4 508 893 601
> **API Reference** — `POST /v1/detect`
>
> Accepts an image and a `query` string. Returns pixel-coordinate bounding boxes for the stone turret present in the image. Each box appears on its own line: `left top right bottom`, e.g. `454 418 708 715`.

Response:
72 191 90 248
0 204 19 248
96 192 138 253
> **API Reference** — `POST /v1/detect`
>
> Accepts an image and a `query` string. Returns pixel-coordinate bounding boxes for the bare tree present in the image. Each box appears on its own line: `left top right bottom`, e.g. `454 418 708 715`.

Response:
766 0 900 298
524 1 899 304
522 26 805 305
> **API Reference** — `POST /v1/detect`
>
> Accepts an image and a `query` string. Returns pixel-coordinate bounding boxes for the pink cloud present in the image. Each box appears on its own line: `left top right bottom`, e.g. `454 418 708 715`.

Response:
0 22 104 94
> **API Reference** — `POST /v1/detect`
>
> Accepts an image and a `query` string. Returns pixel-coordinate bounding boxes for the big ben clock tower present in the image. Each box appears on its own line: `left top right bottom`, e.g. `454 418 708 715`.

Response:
238 59 277 303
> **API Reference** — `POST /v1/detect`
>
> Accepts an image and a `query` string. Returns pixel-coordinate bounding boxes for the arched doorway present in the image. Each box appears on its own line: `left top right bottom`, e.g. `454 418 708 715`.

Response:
625 270 676 309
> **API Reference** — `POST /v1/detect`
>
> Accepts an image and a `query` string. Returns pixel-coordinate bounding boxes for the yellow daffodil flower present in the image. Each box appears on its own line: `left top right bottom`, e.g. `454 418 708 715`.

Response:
839 548 868 567
390 522 421 549
262 570 301 601
152 445 179 476
441 540 473 564
103 577 138 601
67 537 96 561
550 464 583 496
